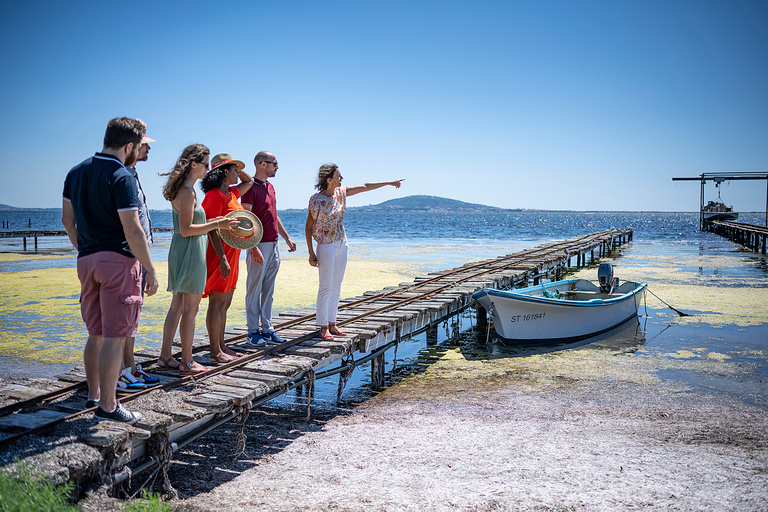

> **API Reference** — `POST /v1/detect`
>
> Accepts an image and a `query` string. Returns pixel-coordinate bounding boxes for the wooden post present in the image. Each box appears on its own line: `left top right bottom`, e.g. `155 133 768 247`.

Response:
476 305 487 329
371 352 385 391
426 324 438 346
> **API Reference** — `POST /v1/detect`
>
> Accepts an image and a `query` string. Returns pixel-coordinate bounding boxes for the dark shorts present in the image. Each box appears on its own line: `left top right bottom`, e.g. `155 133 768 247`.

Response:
77 251 142 338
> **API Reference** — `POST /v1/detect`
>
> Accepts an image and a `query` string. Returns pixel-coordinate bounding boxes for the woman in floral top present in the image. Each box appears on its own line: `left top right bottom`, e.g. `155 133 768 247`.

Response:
305 163 403 340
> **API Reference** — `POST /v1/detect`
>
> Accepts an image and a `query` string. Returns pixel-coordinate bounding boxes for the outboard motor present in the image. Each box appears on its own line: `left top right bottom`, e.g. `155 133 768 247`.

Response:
598 263 614 293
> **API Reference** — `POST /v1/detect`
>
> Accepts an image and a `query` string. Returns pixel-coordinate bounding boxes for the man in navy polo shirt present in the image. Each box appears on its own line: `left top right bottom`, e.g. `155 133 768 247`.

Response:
241 151 297 345
62 117 159 424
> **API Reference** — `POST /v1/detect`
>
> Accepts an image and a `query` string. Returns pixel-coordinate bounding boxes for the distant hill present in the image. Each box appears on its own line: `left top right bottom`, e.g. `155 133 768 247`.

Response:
352 195 521 212
0 204 20 211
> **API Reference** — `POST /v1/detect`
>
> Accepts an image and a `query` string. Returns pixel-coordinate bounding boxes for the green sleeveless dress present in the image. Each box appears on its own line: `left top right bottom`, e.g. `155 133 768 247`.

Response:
167 198 208 295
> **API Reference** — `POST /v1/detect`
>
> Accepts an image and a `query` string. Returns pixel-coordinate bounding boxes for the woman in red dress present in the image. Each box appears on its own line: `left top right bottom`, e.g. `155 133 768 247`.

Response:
201 153 253 363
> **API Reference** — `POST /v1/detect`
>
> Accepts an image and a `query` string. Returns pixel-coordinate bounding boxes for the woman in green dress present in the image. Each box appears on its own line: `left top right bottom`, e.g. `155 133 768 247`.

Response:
158 144 239 375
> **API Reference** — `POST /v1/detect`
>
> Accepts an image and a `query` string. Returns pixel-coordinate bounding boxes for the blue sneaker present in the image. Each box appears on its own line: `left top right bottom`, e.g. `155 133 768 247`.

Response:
246 331 266 346
117 368 146 393
262 330 285 343
133 364 160 386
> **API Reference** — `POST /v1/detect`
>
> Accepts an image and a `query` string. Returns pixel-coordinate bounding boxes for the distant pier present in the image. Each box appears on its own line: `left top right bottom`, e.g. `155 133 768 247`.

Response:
0 229 633 497
707 220 768 254
0 227 173 252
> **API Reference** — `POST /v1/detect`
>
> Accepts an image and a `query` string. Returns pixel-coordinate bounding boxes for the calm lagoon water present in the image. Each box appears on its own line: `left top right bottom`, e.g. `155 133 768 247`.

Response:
1 209 767 408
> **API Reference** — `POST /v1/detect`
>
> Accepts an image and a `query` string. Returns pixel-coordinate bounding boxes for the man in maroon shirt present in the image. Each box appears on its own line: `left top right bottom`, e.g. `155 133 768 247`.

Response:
241 151 297 345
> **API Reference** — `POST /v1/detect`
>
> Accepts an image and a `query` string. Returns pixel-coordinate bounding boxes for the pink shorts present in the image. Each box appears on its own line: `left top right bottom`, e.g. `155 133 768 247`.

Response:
77 251 143 338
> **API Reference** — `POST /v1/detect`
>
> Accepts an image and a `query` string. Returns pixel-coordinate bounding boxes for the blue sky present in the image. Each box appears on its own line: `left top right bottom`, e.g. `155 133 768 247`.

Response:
1 0 766 211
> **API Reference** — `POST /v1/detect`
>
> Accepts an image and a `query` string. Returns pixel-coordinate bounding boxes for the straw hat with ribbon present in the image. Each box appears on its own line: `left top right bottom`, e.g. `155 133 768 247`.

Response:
210 152 246 172
218 210 263 250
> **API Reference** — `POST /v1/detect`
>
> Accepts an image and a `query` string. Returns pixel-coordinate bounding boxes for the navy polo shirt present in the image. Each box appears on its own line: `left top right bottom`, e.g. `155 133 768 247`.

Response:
63 152 139 258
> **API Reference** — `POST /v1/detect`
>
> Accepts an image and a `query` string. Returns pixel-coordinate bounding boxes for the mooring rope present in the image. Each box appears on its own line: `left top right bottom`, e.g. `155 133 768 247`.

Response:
305 368 315 420
337 355 356 403
646 287 691 316
129 431 177 500
233 403 251 458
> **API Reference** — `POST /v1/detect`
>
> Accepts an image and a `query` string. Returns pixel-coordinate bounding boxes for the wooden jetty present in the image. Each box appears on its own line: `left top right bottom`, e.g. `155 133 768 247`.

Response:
706 220 768 254
0 227 173 252
0 229 633 494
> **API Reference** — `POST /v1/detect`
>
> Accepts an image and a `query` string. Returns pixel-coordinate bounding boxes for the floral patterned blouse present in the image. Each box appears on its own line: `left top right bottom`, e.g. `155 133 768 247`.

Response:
308 186 347 244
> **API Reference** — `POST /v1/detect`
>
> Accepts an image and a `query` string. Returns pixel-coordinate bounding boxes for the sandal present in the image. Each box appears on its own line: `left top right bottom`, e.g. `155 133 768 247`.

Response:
157 356 181 371
209 353 235 364
320 329 334 341
328 327 346 336
179 361 208 375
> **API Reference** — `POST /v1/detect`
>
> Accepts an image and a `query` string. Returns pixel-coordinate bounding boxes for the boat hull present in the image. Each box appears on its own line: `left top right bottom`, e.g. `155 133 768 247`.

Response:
703 211 739 222
472 279 647 342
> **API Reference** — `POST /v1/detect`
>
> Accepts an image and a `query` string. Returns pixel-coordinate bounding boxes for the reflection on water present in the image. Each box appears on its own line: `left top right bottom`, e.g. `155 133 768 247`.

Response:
486 316 646 358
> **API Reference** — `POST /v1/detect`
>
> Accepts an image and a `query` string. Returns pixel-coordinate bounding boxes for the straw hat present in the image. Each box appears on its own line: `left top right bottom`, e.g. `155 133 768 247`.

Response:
211 153 245 172
218 210 263 250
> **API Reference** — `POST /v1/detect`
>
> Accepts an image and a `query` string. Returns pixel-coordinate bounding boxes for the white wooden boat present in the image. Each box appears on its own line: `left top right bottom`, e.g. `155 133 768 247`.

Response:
472 275 647 342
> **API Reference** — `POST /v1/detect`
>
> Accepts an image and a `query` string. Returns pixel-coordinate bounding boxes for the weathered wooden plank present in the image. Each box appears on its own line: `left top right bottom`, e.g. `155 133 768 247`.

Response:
0 384 57 401
205 384 259 406
0 409 71 429
226 370 289 389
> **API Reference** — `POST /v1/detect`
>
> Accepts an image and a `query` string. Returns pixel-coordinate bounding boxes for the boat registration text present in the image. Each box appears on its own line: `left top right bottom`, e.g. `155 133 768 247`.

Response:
508 312 546 323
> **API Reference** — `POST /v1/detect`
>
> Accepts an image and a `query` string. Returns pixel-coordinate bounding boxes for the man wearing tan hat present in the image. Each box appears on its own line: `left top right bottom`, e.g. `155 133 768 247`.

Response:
120 123 161 392
241 151 297 345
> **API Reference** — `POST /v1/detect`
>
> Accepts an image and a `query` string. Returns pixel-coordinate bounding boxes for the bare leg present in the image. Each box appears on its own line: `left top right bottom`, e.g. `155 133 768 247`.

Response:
207 291 234 361
123 337 136 373
98 336 126 412
83 334 103 402
160 294 184 364
179 293 207 371
219 289 239 357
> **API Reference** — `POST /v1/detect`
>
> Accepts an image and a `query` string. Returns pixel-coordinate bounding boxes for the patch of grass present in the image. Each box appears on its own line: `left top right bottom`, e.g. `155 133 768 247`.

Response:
0 461 77 512
123 489 171 512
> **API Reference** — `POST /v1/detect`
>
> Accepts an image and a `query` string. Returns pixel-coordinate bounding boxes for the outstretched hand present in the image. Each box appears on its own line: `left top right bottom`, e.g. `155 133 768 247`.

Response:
214 216 241 230
390 179 404 188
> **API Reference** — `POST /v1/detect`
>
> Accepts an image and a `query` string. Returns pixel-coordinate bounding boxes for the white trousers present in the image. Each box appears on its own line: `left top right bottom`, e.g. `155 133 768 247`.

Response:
315 238 348 326
245 241 280 333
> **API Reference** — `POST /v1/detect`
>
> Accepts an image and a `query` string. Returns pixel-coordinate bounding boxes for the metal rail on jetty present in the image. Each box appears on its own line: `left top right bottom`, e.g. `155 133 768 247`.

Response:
0 229 633 493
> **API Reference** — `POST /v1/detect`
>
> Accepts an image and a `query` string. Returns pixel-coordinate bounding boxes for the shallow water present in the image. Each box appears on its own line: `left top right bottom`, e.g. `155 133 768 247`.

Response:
1 210 767 411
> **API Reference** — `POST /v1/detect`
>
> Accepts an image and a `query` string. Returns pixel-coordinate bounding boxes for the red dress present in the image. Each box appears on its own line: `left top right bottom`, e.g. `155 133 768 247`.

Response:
202 186 244 297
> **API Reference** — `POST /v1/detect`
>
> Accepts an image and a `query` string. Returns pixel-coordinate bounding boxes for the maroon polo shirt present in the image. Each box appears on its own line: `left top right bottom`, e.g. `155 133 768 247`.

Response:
241 178 279 243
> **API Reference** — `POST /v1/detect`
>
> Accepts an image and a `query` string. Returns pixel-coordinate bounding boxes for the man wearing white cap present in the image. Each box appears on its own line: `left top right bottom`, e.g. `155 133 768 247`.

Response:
119 122 161 392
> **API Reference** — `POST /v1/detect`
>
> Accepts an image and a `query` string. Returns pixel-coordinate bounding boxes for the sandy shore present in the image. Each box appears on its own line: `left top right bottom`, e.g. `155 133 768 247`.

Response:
72 253 768 511
86 323 767 512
